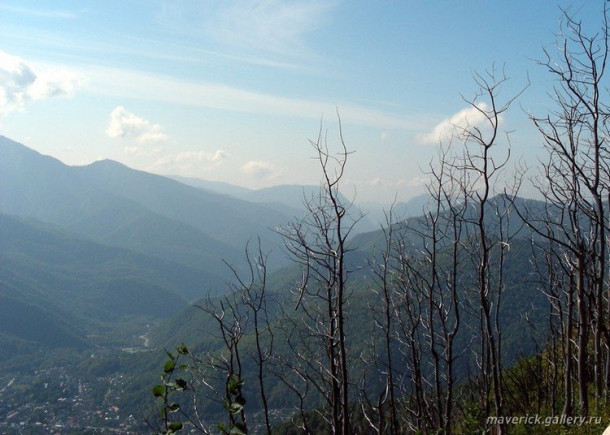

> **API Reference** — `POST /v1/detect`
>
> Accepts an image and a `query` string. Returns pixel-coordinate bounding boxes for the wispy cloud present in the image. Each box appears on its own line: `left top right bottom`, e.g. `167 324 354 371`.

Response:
416 103 491 145
241 160 281 179
2 18 316 74
106 106 169 143
0 51 83 115
0 3 78 19
161 0 336 56
213 0 334 54
83 66 414 130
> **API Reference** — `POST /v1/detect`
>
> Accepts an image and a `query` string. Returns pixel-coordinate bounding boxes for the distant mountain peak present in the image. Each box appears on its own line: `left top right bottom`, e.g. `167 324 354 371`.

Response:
89 158 124 166
86 158 135 171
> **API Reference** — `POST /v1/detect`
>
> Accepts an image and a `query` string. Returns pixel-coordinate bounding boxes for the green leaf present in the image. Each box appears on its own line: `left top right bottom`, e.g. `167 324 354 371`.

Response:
168 421 183 432
163 359 176 373
227 374 242 393
169 402 180 412
177 343 189 355
228 402 243 414
152 384 165 397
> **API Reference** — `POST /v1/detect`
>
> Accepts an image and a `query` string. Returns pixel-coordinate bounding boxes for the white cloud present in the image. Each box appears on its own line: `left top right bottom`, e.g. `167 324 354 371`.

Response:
106 106 169 143
0 51 83 115
148 149 230 175
241 160 281 179
0 52 35 114
83 66 414 130
28 68 83 100
416 103 491 145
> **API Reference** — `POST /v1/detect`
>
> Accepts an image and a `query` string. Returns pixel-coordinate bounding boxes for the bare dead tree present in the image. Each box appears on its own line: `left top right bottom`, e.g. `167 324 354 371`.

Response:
362 206 400 434
528 4 610 412
392 243 428 432
431 146 468 434
389 144 468 433
186 240 276 434
513 192 584 417
223 239 274 434
196 290 249 432
527 226 571 417
277 115 360 434
449 66 526 432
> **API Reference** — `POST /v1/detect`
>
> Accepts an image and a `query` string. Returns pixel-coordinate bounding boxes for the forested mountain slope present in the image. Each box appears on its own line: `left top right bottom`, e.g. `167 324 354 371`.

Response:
0 137 304 273
0 214 218 348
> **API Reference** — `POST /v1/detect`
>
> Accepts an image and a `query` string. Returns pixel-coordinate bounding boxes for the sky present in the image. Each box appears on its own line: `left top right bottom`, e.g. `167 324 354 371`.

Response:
0 0 605 204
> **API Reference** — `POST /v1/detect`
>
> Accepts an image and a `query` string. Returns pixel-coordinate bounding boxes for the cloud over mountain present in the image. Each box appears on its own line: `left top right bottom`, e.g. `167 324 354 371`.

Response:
106 106 168 143
150 149 230 175
241 160 280 179
0 51 82 115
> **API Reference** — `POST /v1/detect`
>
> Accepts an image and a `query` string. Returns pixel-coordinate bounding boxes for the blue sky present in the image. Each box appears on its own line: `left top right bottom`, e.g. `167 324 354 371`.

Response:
0 0 604 203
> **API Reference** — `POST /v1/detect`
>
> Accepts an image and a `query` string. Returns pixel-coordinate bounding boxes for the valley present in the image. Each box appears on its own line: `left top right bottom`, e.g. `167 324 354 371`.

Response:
0 135 554 432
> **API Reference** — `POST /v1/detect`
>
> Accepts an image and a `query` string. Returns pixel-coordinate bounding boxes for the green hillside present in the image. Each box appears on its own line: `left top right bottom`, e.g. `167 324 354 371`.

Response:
0 293 89 351
0 214 224 349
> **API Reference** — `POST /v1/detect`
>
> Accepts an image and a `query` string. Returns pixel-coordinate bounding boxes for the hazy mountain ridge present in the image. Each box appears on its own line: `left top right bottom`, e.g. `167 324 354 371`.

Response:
169 174 253 198
0 136 294 276
0 136 362 351
0 213 218 347
76 159 293 251
175 175 382 233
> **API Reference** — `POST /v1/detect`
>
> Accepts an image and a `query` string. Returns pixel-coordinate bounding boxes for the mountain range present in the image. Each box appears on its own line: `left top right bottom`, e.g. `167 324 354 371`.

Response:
0 136 425 350
0 135 550 430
